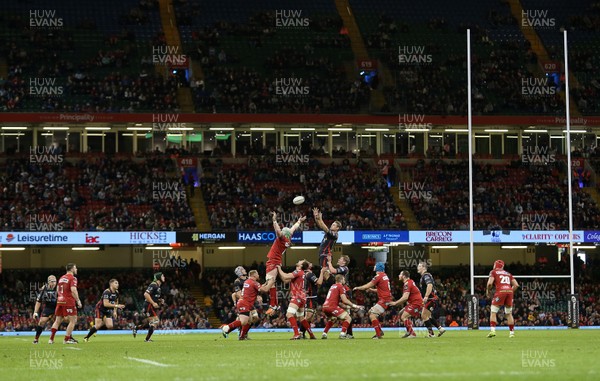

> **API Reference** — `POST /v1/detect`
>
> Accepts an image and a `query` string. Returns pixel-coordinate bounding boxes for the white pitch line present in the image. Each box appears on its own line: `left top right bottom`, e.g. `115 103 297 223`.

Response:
64 347 82 350
124 356 172 367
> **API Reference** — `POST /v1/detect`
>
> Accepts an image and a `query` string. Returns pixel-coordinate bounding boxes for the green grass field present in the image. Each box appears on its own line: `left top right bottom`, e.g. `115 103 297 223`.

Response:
2 329 598 381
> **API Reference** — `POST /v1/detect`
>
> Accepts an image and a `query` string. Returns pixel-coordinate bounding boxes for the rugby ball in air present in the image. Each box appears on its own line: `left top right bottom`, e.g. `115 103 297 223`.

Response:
293 196 305 205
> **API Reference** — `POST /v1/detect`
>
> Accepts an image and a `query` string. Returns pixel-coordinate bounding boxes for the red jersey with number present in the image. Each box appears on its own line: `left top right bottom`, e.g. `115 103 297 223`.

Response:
403 279 423 305
267 236 291 264
290 269 306 299
57 273 77 306
240 278 260 305
371 272 393 303
489 269 514 293
323 283 346 309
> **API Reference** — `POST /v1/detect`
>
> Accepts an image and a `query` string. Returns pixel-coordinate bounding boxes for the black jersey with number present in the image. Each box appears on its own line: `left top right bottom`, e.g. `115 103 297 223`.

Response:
304 271 319 299
36 285 57 309
318 230 338 257
419 272 438 299
144 281 162 304
95 288 119 314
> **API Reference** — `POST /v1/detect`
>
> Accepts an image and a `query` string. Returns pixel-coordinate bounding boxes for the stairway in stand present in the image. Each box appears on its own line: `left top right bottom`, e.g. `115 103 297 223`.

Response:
189 284 221 328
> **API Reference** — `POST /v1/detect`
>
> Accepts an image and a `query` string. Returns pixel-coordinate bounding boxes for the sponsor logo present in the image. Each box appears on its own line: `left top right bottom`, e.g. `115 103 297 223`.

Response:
129 232 169 244
425 231 452 242
58 114 94 122
7 233 16 242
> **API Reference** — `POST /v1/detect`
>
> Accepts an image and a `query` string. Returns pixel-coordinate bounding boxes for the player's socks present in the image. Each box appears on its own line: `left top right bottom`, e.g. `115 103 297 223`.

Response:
35 326 44 340
430 317 441 329
490 321 497 332
146 326 154 341
85 327 97 339
341 321 350 334
269 287 278 307
227 320 242 332
50 328 57 341
424 319 434 336
240 324 250 339
372 319 383 337
404 319 414 335
300 319 315 338
323 321 334 334
508 324 514 332
288 316 300 336
347 322 353 336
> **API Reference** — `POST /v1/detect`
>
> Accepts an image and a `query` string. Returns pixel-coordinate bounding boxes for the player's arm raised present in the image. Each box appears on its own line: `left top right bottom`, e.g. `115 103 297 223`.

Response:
276 265 295 283
316 268 325 286
289 215 307 235
312 207 329 232
271 212 284 238
72 286 82 308
327 258 338 274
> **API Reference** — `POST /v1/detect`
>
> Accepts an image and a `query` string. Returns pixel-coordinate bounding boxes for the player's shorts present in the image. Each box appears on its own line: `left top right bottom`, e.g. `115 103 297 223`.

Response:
236 301 253 316
306 297 318 312
323 306 346 318
95 307 113 320
404 303 422 318
55 305 77 317
143 303 158 318
289 296 306 309
41 306 55 318
492 292 514 307
266 259 281 273
424 298 439 312
319 254 330 268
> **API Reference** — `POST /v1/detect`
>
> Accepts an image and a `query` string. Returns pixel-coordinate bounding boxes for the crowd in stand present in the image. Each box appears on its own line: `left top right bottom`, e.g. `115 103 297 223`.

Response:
0 156 196 231
407 158 600 230
204 257 599 330
200 156 407 231
0 264 209 332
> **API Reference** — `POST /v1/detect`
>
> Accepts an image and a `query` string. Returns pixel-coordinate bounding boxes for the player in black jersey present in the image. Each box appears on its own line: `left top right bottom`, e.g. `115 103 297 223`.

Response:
300 262 324 339
133 272 165 342
84 279 125 342
418 262 446 337
32 275 58 344
313 207 342 268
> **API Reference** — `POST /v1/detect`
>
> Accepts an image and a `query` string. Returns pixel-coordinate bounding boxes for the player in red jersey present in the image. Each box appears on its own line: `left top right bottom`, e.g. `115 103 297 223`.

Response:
264 211 306 316
322 274 363 339
353 262 393 339
313 207 342 268
277 260 316 340
486 260 519 338
389 270 424 338
83 279 125 342
221 270 270 340
49 263 82 344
